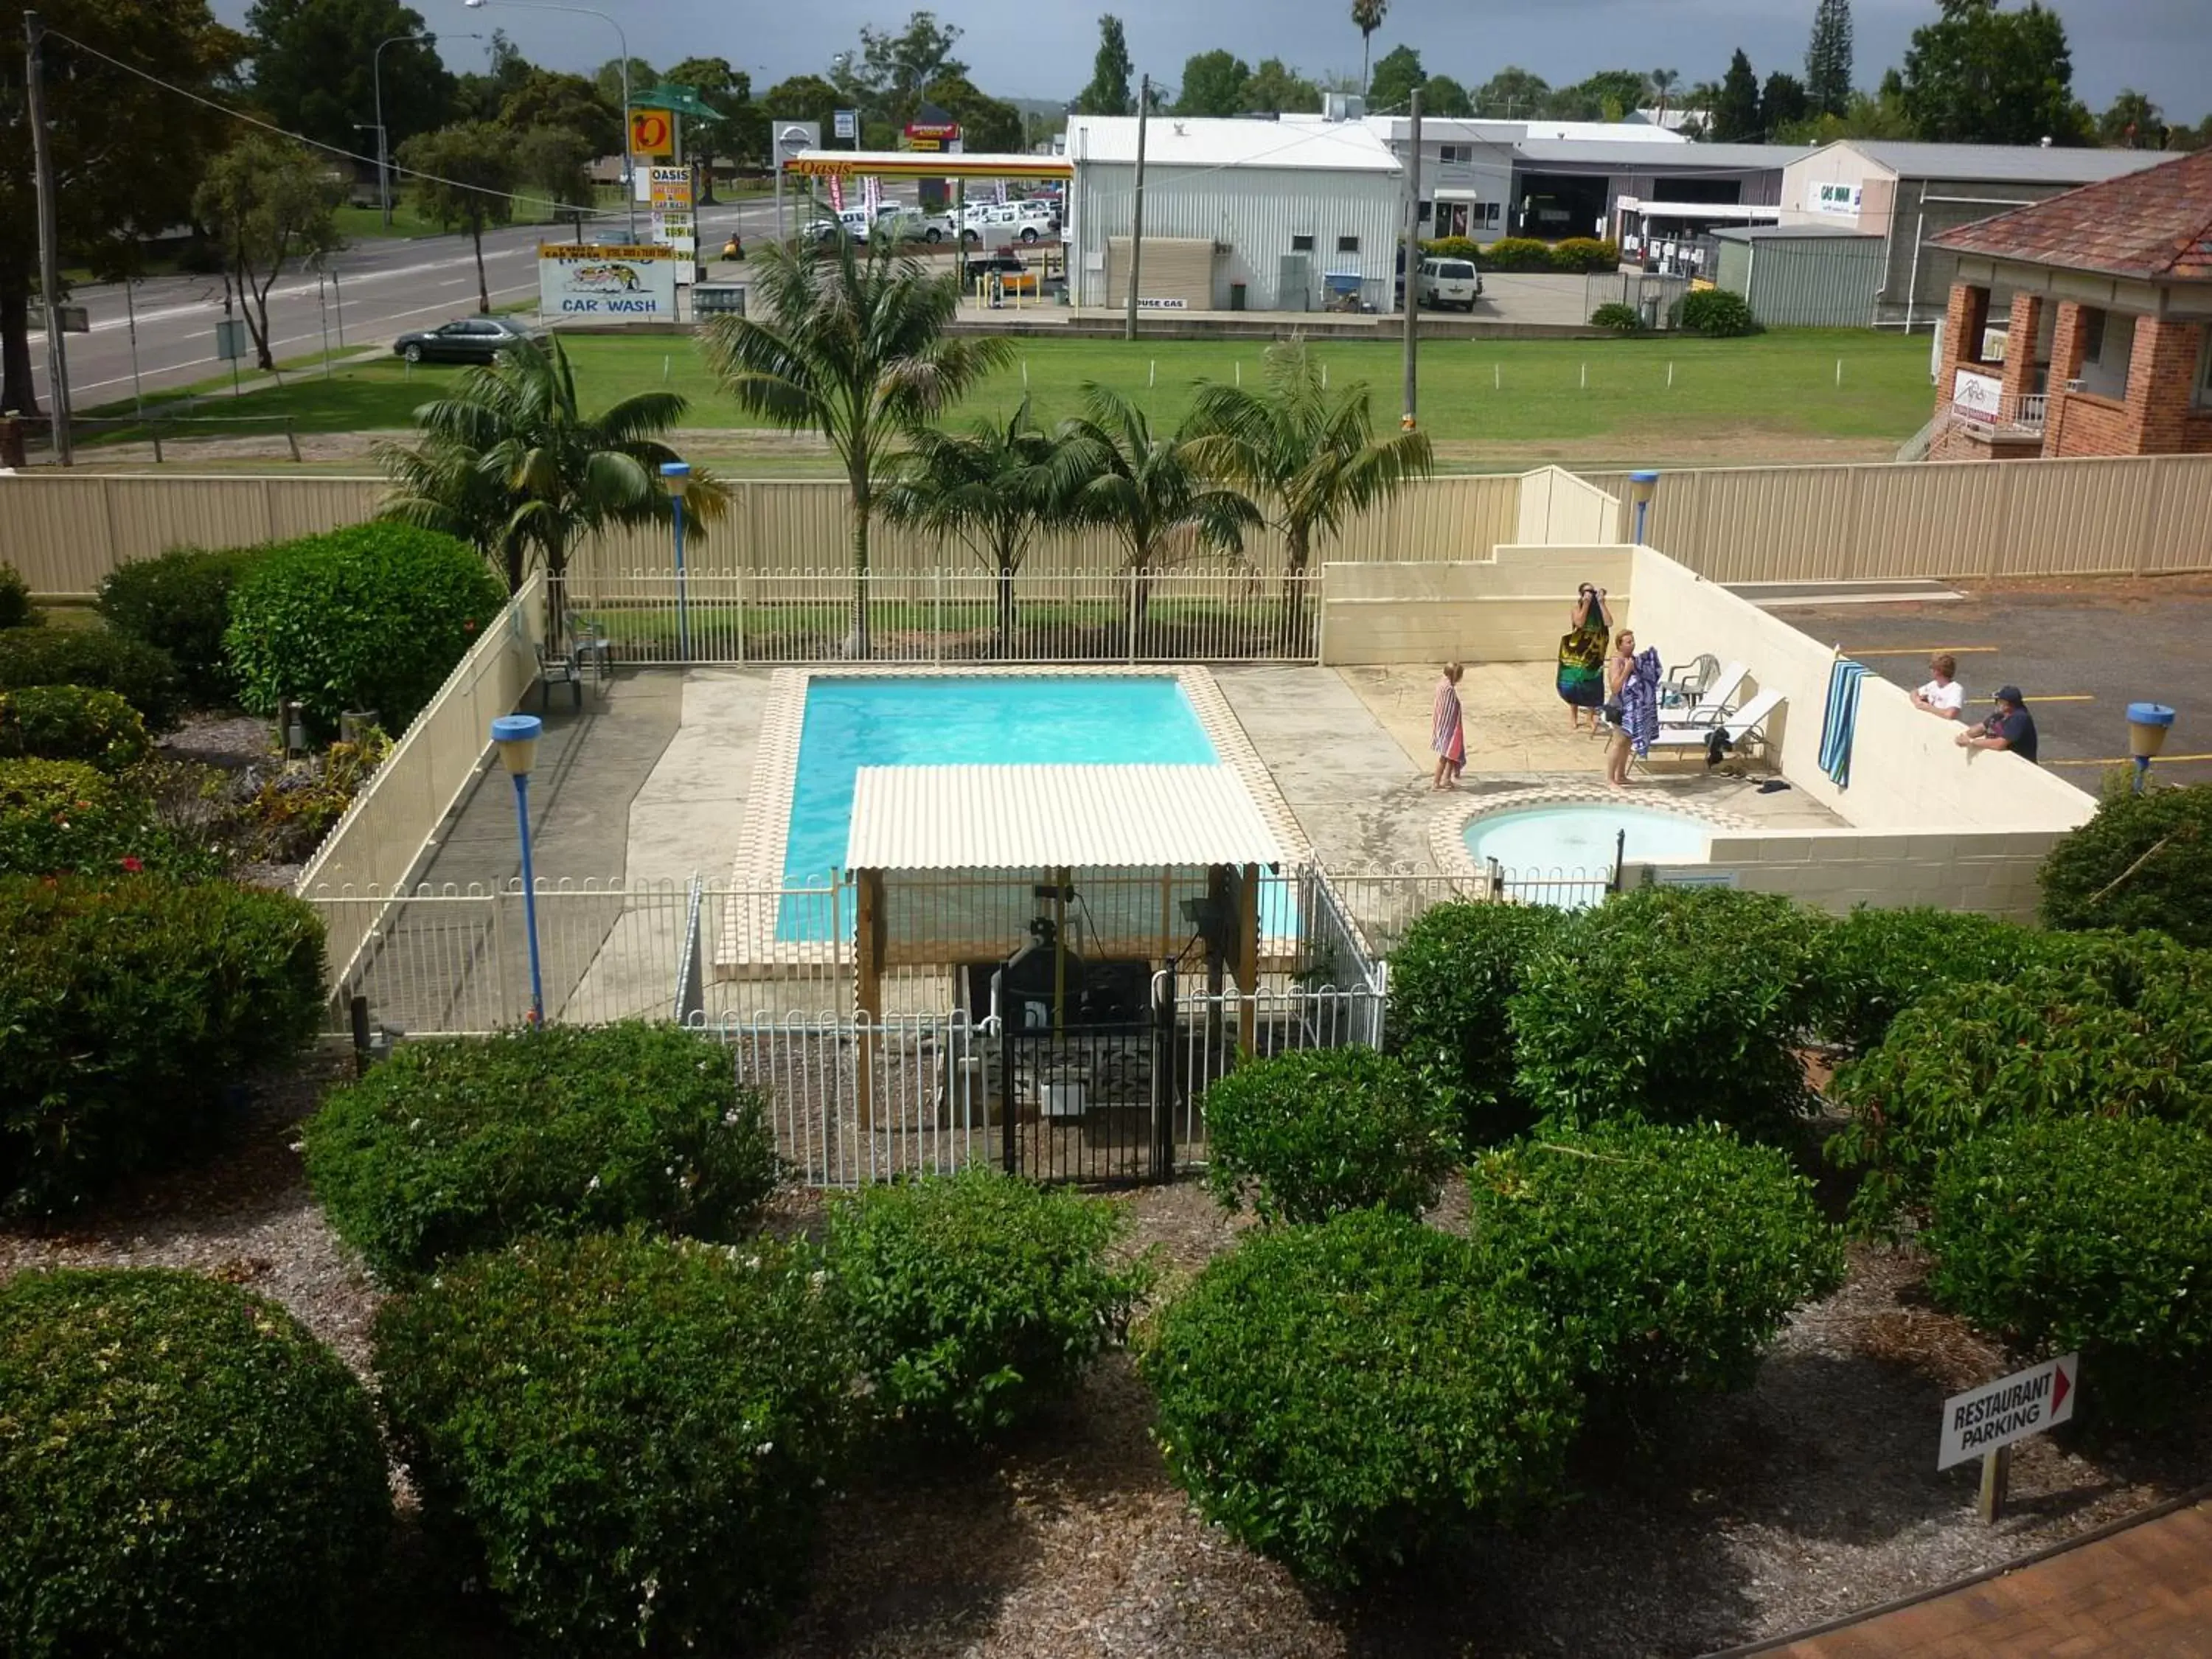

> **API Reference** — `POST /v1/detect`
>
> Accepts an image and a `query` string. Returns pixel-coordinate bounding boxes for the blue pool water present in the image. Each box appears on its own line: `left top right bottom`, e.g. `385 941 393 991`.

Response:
782 676 1218 892
1464 804 1710 897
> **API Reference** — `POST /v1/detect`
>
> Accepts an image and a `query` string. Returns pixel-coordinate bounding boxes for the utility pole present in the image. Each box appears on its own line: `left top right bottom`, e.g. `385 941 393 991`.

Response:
1401 85 1421 431
1123 74 1150 342
24 10 72 465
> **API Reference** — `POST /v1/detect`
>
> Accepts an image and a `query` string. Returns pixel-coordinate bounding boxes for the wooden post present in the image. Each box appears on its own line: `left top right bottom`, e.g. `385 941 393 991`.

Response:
1204 864 1227 1052
1052 866 1068 1034
1237 862 1259 1055
1978 1444 2011 1525
855 868 883 1130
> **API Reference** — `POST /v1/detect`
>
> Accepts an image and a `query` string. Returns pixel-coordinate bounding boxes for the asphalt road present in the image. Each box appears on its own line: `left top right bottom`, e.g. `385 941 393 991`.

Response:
27 194 789 411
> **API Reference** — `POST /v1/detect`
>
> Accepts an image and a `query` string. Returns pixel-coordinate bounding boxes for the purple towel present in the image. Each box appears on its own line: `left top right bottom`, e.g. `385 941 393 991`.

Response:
1621 647 1663 757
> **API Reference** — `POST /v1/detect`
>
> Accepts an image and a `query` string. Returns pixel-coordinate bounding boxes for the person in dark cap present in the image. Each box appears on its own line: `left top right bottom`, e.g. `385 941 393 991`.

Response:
1955 685 2039 765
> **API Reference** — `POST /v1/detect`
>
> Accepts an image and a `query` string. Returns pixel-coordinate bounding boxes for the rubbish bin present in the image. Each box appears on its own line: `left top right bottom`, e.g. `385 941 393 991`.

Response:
1228 281 1247 311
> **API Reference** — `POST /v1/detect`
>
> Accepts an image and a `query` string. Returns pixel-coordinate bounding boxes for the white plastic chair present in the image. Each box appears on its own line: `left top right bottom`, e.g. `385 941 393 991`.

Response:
1663 660 1748 727
1650 686 1785 753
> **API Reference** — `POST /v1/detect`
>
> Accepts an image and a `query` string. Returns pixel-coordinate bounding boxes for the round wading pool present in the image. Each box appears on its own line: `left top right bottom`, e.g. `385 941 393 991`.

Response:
1461 802 1712 904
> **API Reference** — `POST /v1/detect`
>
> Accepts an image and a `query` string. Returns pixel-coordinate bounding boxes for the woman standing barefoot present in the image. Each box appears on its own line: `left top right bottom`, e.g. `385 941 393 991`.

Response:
1431 661 1467 790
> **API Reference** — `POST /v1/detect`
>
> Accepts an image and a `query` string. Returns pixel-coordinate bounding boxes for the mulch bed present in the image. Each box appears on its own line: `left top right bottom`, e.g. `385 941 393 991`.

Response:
3 1069 2208 1657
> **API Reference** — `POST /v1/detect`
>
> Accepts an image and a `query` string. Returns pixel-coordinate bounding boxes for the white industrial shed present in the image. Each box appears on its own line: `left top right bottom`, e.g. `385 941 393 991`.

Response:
1064 114 1403 313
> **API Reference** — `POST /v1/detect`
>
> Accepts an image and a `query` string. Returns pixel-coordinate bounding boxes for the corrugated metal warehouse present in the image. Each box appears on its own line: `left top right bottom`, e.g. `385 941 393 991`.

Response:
1712 223 1887 327
1065 114 1403 313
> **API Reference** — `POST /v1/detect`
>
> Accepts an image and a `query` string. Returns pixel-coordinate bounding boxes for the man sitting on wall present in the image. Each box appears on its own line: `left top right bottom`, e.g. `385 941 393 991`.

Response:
1911 653 1966 721
1955 685 2039 765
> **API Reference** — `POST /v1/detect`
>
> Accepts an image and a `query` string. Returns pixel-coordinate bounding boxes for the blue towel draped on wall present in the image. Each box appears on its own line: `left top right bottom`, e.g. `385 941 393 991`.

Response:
1818 656 1869 788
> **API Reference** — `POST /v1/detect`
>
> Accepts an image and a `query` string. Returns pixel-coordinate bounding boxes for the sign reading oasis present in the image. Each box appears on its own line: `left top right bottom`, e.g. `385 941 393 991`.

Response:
537 244 680 319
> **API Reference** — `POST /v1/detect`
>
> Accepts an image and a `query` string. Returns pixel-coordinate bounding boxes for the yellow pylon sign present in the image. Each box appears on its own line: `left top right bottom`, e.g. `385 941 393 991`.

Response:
629 108 674 157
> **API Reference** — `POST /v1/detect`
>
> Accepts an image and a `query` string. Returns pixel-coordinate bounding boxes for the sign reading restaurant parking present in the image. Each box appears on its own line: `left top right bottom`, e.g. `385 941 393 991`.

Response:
1937 1354 2077 1470
537 244 680 320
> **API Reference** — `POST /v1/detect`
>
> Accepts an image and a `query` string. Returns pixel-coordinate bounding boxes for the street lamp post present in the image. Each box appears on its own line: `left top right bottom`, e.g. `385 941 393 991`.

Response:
661 461 692 661
490 714 548 1026
371 30 481 227
465 0 636 240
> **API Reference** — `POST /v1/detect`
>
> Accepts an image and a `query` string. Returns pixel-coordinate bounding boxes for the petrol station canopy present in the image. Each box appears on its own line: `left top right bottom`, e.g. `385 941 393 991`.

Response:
782 150 1073 182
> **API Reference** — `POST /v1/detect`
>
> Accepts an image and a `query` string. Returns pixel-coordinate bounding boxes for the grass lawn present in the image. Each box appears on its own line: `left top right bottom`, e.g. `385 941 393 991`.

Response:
80 327 1935 453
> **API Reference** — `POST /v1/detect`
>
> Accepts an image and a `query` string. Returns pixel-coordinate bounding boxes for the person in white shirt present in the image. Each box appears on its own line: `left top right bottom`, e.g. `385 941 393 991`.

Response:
1911 653 1965 720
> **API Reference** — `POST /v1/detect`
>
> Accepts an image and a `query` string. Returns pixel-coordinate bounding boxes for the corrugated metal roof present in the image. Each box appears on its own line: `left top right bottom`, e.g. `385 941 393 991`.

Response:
1514 140 1812 168
1837 140 2176 185
1713 222 1882 241
846 766 1285 871
1068 114 1399 173
1930 149 2212 281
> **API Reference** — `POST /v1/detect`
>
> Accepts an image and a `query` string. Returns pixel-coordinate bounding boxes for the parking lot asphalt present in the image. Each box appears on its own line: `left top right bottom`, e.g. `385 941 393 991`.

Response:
1775 574 2212 790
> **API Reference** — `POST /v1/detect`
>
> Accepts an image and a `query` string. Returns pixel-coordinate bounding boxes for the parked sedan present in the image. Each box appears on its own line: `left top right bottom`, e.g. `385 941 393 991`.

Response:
392 316 535 364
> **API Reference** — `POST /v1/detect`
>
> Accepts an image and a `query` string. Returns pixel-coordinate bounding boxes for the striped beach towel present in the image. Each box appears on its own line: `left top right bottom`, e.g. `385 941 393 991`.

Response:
1818 655 1870 787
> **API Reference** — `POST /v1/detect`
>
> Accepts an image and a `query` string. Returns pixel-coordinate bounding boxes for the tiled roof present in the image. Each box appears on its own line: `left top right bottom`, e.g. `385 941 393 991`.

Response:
1930 149 2212 282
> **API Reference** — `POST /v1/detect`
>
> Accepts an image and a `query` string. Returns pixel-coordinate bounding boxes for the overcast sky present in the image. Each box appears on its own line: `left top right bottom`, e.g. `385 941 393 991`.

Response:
218 0 2212 122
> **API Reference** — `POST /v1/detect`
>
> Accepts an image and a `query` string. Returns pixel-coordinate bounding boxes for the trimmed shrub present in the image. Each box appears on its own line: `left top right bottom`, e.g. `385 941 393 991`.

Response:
0 757 217 880
1511 887 1829 1141
1827 934 2212 1231
1419 234 1481 259
1590 300 1644 333
375 1230 854 1655
224 524 507 740
1677 288 1759 336
1475 1121 1843 1436
97 545 268 706
1481 236 1555 271
2039 779 2212 949
0 1267 389 1658
305 1023 779 1281
0 684 151 772
1550 236 1620 273
1928 1115 2212 1424
0 625 184 731
1809 904 2062 1055
0 875 326 1213
1388 900 1571 1148
825 1167 1151 1446
0 562 33 629
1142 1209 1576 1587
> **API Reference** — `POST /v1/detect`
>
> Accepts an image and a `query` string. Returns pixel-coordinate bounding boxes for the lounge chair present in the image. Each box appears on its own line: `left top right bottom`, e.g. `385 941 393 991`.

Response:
1663 660 1748 727
1648 686 1786 756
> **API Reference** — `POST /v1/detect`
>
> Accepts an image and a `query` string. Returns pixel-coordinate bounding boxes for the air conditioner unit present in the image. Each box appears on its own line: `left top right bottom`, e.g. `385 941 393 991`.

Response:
2064 378 2085 393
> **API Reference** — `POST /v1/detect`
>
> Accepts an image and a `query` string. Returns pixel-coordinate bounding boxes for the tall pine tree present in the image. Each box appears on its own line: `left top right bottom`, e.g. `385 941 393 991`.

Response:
1712 49 1761 141
1806 0 1853 118
1076 14 1134 115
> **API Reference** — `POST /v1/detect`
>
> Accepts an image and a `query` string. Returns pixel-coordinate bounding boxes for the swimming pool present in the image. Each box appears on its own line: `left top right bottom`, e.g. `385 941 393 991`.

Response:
782 675 1219 889
1464 803 1711 883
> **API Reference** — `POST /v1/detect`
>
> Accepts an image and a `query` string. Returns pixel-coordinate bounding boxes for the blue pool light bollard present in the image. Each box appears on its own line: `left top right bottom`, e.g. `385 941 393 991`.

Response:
490 714 546 1027
2126 701 2176 793
1629 470 1660 544
661 460 692 662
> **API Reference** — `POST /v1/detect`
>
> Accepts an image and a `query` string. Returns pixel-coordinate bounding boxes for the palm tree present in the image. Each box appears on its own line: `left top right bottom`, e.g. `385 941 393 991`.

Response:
1060 385 1263 655
1351 0 1388 97
376 335 725 631
1649 67 1680 128
700 235 1010 657
1182 338 1432 614
880 399 1091 653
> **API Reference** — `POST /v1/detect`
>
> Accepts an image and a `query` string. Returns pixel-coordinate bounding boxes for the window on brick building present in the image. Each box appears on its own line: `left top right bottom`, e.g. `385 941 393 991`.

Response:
2197 329 2212 411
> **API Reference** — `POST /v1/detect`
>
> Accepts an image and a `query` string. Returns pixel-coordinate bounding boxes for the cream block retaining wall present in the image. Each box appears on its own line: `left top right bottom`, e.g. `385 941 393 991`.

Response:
1321 546 1634 665
1630 828 2066 924
1516 466 1623 547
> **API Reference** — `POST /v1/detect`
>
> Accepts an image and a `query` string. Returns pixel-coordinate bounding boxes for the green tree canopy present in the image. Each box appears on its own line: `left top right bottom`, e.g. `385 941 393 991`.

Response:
762 73 842 133
1175 49 1252 116
1247 58 1322 114
923 72 1022 152
1901 0 2092 145
1423 73 1473 117
855 10 966 126
1551 68 1650 122
1806 0 1854 116
1473 65 1548 116
451 27 532 124
1761 69 1810 135
1711 48 1763 140
396 123 516 313
500 67 621 159
192 136 340 373
664 56 754 189
592 55 658 113
1350 0 1388 95
2098 89 2166 148
245 0 453 154
1366 44 1424 113
1076 14 1134 115
511 125 592 218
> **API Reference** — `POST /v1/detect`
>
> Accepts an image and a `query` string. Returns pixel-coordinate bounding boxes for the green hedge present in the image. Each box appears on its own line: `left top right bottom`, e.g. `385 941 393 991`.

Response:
97 545 268 707
305 1023 780 1281
0 625 184 731
1475 1121 1843 1437
1810 905 2064 1056
0 876 326 1214
2040 780 2212 949
1200 1047 1458 1222
1677 288 1759 336
1419 234 1481 260
1142 1208 1576 1587
1511 888 1828 1141
0 562 32 630
0 684 151 772
0 1268 389 1658
0 758 219 880
1928 1116 2212 1424
824 1168 1151 1446
1590 301 1644 333
1481 237 1556 271
375 1230 854 1656
1549 236 1620 273
1388 901 1571 1148
225 524 507 740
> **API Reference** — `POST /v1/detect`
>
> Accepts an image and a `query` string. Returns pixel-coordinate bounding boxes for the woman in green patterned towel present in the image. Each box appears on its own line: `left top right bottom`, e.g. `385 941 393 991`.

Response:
1556 584 1613 732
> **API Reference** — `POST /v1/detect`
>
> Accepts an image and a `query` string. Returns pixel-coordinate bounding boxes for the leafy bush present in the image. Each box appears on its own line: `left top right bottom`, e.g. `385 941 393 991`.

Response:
1677 288 1759 336
242 727 389 863
1389 901 1572 1148
0 625 184 731
824 1167 1150 1446
2040 779 2212 949
1511 888 1829 1141
0 562 33 629
1419 234 1481 260
0 684 151 772
1142 1208 1576 1587
1550 237 1621 273
1480 237 1555 271
224 524 507 740
1928 1116 2212 1423
0 875 326 1213
1590 301 1644 333
1201 1047 1458 1222
1475 1121 1843 1436
0 757 217 880
0 1267 389 1658
1828 934 2212 1231
375 1230 853 1656
306 1022 779 1281
97 545 268 706
1810 905 2062 1055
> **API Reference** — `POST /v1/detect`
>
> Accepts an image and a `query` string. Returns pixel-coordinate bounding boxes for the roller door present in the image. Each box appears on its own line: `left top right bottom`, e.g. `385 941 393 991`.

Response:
1105 237 1215 311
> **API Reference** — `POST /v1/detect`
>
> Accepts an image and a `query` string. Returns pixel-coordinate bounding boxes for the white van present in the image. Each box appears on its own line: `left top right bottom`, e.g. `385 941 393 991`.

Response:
1417 256 1483 311
836 205 874 242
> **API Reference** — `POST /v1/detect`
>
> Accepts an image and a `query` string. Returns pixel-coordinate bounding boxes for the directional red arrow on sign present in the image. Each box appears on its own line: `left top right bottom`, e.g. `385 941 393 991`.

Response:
2052 1360 2070 1416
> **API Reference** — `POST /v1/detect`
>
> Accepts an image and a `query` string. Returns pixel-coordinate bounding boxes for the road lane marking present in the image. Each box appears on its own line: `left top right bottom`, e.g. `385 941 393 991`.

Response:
2048 754 2212 766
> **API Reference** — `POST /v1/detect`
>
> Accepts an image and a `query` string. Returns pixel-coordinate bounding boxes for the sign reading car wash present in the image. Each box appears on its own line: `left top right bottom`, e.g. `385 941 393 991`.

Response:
537 244 680 320
1938 1354 2077 1470
647 166 692 210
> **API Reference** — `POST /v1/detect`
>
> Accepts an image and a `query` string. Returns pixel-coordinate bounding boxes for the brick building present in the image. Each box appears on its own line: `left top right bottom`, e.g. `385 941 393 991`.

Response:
1924 149 2211 462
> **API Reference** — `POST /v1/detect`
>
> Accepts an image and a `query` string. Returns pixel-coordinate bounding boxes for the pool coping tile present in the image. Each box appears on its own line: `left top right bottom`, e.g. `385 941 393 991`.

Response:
1430 785 1755 887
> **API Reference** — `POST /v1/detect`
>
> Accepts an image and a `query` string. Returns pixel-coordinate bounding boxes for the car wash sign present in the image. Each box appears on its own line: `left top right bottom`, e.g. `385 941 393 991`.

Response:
1937 1354 2077 1470
537 244 680 320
